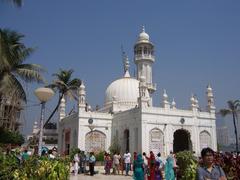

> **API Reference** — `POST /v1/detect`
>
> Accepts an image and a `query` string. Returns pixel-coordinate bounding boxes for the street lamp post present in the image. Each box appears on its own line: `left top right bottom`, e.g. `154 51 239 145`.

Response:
35 87 54 156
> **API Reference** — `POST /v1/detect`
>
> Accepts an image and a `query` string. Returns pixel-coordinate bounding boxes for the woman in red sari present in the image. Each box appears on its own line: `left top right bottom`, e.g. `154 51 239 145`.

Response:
148 151 156 180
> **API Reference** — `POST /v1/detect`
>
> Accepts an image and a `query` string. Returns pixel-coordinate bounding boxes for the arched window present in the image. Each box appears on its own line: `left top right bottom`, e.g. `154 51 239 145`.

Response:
85 130 106 153
200 131 211 150
149 128 164 155
144 47 147 54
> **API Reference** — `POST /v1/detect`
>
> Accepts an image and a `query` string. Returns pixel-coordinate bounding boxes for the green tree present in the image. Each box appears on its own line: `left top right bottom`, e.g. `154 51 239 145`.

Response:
44 69 81 127
109 135 121 154
0 28 44 102
220 100 240 153
0 127 24 145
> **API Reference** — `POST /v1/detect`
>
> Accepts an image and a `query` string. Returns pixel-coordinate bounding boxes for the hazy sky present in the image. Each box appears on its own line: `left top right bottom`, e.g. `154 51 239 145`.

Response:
1 0 240 135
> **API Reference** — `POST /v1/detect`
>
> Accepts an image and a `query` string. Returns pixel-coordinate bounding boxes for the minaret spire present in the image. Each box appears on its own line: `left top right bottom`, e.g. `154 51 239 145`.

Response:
121 46 130 77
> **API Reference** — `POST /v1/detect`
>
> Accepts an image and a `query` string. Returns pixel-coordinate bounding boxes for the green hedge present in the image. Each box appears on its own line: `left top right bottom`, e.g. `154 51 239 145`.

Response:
0 149 70 180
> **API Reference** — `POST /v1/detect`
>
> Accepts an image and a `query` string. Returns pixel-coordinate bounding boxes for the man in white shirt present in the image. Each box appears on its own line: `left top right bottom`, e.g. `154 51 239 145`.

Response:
123 150 131 176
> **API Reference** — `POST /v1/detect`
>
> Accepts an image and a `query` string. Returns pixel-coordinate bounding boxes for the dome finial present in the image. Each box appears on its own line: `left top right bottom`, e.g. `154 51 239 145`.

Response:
142 25 145 32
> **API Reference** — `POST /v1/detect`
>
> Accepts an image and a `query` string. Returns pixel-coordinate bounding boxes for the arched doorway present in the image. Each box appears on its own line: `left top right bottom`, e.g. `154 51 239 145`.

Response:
173 129 192 153
85 130 106 153
124 129 130 152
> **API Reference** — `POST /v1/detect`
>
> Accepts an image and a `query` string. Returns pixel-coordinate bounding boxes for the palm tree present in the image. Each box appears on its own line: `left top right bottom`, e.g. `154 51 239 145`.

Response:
0 28 44 102
44 69 81 128
220 100 240 153
1 0 23 7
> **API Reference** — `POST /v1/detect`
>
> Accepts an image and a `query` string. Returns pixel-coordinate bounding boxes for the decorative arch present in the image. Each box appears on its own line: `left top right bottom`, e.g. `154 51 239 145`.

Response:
199 130 212 150
85 130 106 153
173 129 192 153
149 128 164 156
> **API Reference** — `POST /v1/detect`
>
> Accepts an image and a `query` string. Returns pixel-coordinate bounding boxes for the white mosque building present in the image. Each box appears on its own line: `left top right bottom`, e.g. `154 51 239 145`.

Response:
58 27 217 156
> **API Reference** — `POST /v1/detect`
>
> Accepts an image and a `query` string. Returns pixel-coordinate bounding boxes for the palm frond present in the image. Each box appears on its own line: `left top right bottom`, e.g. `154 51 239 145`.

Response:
219 109 231 117
14 64 45 83
0 74 26 102
67 78 81 89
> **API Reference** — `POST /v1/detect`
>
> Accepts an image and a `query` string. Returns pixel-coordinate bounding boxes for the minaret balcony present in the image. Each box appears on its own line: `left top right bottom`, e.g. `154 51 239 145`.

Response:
147 83 157 93
134 54 155 62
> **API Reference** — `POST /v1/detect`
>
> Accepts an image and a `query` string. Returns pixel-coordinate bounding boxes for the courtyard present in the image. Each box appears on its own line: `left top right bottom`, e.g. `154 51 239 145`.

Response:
70 166 132 180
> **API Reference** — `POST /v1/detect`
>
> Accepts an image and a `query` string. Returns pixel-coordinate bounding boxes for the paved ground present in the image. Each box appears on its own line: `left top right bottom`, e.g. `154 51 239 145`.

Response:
70 174 133 180
70 166 133 180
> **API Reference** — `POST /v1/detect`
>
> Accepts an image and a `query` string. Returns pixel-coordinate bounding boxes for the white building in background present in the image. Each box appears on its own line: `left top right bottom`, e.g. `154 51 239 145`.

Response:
217 126 229 146
58 27 217 156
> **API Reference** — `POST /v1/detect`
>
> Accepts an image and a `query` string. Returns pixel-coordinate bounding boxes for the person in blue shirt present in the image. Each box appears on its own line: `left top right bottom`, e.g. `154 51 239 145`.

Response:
89 152 96 176
196 147 226 180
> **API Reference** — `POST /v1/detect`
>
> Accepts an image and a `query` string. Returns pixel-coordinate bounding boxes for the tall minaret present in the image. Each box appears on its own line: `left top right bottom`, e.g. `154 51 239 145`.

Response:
59 96 66 120
134 26 156 94
78 82 86 112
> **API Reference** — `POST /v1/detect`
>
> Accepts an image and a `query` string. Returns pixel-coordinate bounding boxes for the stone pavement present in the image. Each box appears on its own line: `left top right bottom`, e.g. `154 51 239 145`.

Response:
70 166 133 180
70 174 133 180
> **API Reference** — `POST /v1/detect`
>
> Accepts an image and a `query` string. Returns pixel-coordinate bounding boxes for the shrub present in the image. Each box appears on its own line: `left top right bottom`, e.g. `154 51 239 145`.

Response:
175 151 198 180
0 149 70 180
95 151 105 162
69 147 80 161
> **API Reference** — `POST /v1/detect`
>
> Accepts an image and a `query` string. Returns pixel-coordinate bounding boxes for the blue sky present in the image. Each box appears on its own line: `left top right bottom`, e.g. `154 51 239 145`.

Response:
1 0 240 135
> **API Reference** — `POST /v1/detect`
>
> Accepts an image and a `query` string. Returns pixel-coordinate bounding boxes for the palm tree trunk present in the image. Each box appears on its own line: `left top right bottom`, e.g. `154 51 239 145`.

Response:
232 112 239 153
43 93 64 128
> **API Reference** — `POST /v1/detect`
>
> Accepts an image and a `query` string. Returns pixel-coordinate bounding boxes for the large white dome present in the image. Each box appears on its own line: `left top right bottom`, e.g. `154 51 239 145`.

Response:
105 74 139 106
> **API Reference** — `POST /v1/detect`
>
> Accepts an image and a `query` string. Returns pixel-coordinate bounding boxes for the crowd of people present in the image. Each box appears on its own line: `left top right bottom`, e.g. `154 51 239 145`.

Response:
72 147 230 180
6 146 58 165
72 150 96 176
72 149 176 179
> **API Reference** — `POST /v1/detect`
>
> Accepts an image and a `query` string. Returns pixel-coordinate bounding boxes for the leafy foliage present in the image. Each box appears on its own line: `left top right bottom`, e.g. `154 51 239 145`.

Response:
0 127 24 145
95 151 105 162
175 151 198 180
0 148 70 180
0 28 44 102
69 147 80 161
109 135 121 154
219 100 240 153
0 148 19 179
44 69 81 127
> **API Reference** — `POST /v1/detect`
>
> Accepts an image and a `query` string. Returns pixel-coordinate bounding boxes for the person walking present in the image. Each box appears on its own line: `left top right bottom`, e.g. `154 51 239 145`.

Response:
105 153 112 175
142 152 149 180
148 151 156 180
73 150 80 176
196 147 226 180
89 152 96 176
164 151 175 180
124 150 131 176
155 161 163 180
133 154 144 180
113 152 121 175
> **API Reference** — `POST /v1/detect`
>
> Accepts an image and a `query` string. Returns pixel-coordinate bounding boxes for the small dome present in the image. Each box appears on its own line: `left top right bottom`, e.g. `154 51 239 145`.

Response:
105 76 139 106
80 82 85 89
138 26 149 42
